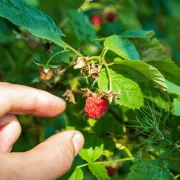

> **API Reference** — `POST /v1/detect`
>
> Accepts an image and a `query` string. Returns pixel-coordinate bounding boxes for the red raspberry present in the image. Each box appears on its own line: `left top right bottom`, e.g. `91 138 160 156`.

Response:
106 12 116 23
85 96 109 119
91 14 102 26
106 166 117 177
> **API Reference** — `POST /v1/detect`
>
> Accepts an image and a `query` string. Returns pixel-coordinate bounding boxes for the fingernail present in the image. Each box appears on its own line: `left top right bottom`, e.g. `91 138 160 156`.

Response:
72 133 84 156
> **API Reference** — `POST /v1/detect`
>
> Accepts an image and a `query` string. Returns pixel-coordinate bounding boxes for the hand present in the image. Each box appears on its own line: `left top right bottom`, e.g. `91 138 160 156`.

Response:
0 82 84 180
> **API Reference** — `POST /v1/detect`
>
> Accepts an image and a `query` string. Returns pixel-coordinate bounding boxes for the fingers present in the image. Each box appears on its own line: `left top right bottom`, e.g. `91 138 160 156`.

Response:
0 82 66 117
0 114 21 152
0 130 84 180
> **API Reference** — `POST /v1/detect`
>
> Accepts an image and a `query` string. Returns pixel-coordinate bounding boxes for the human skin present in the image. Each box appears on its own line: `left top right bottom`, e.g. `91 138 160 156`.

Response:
0 82 84 180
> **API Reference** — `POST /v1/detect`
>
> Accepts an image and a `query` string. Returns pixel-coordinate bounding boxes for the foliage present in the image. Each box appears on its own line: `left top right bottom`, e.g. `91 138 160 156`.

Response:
0 0 180 179
128 159 175 180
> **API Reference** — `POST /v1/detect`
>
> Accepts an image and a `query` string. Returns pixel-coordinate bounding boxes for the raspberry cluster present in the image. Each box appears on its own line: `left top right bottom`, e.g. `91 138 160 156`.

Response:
85 96 109 119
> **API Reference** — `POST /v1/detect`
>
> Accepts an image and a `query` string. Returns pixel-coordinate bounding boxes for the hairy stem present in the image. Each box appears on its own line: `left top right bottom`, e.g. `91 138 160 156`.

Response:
46 50 69 68
77 157 134 169
64 42 83 57
104 62 112 91
97 157 134 164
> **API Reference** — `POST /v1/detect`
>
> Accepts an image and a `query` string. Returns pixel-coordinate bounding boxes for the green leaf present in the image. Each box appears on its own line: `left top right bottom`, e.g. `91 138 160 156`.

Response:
128 159 175 180
68 168 84 180
79 136 104 162
88 162 110 180
98 68 144 109
69 10 97 42
0 18 13 43
114 58 167 91
104 35 139 60
172 98 180 116
0 0 65 48
121 30 155 39
133 38 180 85
166 80 180 96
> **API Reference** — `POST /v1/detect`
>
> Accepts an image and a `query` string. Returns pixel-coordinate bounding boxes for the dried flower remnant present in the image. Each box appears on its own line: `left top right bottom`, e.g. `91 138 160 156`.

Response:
38 67 53 81
63 90 76 104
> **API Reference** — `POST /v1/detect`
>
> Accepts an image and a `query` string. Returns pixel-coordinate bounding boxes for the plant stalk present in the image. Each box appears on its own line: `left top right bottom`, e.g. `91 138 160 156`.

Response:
64 42 83 57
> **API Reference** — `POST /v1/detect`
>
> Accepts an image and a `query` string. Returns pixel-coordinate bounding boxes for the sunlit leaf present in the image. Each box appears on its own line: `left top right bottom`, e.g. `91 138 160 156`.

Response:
98 68 144 109
88 162 110 180
114 58 167 91
104 35 139 60
68 168 83 180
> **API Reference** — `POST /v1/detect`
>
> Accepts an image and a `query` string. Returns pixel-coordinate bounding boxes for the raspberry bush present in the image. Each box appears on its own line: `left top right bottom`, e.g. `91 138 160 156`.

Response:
0 0 180 179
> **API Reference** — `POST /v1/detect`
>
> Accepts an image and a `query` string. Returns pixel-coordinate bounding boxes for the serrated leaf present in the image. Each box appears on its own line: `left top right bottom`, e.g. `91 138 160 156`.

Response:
114 58 167 91
79 136 104 162
88 162 110 180
172 98 180 116
69 10 97 42
98 68 144 109
133 38 180 85
121 30 155 39
68 168 83 180
104 35 139 60
0 0 65 48
166 80 180 96
127 159 175 180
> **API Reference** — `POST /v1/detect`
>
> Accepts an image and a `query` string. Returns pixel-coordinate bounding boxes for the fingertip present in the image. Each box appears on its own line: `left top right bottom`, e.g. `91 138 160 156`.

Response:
72 131 84 156
49 96 66 117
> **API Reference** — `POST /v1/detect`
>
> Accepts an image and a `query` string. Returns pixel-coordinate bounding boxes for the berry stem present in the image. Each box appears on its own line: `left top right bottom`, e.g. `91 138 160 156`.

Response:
104 62 112 91
100 48 108 58
46 50 69 68
88 56 103 62
77 157 134 168
96 157 134 164
64 42 84 57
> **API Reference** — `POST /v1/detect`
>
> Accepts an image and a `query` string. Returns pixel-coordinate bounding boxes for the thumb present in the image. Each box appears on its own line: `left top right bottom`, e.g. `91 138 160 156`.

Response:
3 130 84 180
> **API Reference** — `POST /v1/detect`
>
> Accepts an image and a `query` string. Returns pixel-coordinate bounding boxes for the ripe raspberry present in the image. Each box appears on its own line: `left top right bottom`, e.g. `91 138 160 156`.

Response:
91 14 102 26
106 12 116 23
106 166 117 177
85 96 109 119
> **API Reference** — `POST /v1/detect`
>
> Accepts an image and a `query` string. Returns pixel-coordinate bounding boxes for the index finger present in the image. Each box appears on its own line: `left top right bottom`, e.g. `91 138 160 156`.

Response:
0 83 66 117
